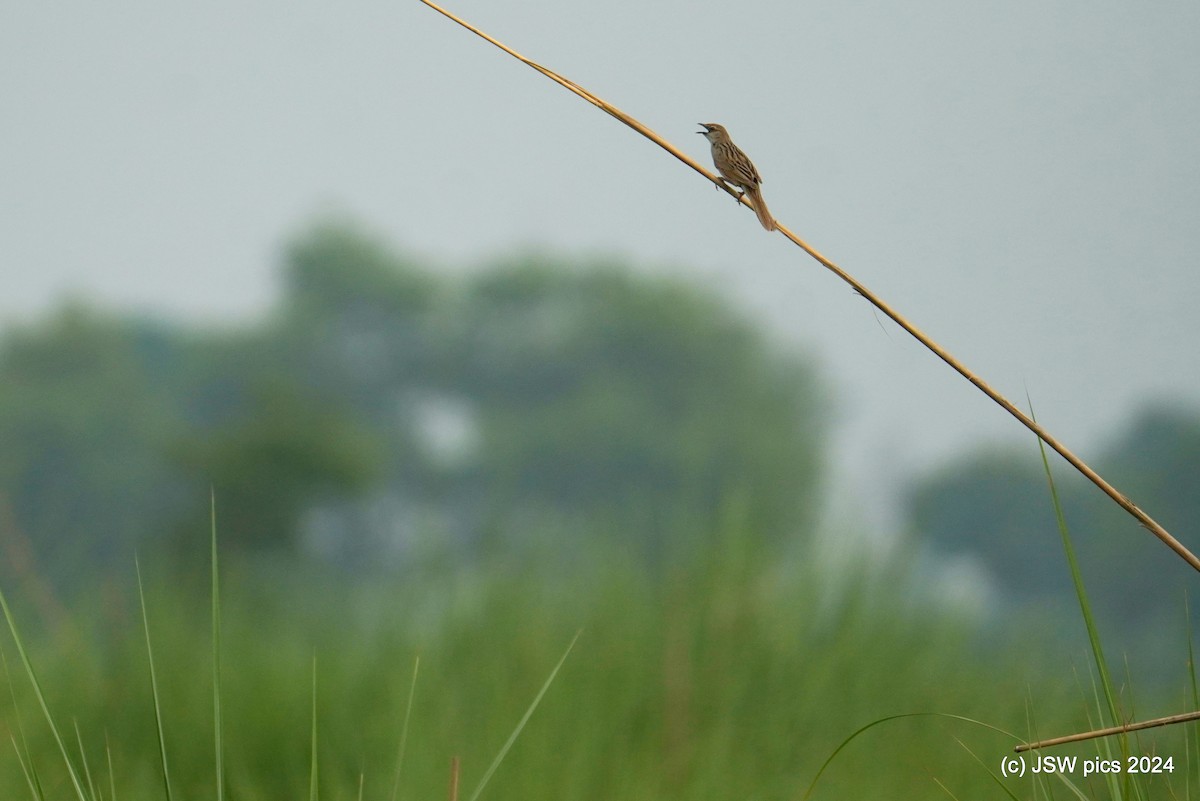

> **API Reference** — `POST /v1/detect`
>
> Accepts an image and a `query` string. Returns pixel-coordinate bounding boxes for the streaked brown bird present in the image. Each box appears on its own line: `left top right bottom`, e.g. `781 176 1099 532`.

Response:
698 122 776 231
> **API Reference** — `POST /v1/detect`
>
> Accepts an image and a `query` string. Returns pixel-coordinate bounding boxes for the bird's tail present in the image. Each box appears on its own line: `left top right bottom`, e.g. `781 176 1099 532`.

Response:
746 186 776 231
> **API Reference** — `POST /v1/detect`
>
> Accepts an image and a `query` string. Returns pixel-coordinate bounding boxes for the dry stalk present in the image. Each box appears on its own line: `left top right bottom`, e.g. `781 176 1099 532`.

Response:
416 0 1198 573
1015 709 1200 752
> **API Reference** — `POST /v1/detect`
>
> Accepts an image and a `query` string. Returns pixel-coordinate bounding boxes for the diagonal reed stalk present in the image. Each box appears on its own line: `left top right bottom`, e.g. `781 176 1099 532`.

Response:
416 0 1199 573
1015 709 1200 753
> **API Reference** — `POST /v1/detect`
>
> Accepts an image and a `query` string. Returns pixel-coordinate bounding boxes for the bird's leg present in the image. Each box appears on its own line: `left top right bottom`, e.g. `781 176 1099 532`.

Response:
715 177 744 202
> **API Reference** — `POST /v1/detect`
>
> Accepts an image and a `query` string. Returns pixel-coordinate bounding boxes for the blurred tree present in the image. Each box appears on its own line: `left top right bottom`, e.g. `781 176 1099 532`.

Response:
1101 404 1200 539
908 449 1072 601
0 219 827 581
447 260 825 560
279 221 440 413
251 226 827 564
907 401 1200 660
1082 404 1200 628
170 374 383 552
0 305 185 587
273 222 442 490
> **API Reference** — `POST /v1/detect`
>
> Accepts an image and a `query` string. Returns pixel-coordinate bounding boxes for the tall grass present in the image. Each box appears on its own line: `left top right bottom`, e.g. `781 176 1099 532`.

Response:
1009 421 1199 800
0 514 1195 799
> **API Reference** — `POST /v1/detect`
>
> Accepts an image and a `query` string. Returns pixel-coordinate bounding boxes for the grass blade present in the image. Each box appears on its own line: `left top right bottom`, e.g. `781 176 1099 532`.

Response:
136 557 174 801
389 656 420 801
464 630 580 801
1031 405 1132 799
105 732 117 801
310 653 319 801
1188 592 1200 799
801 712 1019 801
930 776 964 800
0 585 89 801
3 646 46 801
73 719 97 801
1033 427 1119 728
211 491 225 801
9 733 43 801
950 736 1021 801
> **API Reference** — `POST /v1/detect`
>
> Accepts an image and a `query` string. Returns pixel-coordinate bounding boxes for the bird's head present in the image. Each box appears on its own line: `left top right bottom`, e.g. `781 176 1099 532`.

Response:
697 122 728 142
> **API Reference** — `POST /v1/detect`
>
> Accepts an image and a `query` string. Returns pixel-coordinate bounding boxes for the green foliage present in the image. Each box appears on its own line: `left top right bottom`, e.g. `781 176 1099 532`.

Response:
449 261 823 559
0 221 825 582
172 376 384 552
907 401 1200 673
0 526 1095 801
910 450 1063 597
0 305 184 580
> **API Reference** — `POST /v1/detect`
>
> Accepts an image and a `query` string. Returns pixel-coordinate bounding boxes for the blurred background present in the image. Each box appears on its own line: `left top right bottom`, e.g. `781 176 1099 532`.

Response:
2 0 1200 798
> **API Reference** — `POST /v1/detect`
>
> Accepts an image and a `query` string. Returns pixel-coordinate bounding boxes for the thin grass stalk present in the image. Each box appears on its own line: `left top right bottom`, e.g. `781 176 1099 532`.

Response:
310 654 319 801
950 736 1021 801
928 776 959 800
135 558 174 801
0 585 89 801
1188 593 1200 796
463 631 580 801
210 492 224 801
73 720 98 801
416 0 1199 574
1034 421 1120 727
1086 674 1128 800
3 648 46 801
105 734 117 801
9 733 42 801
800 712 1019 801
1019 695 1052 800
1121 657 1148 801
1048 775 1092 801
1033 425 1134 798
389 656 421 801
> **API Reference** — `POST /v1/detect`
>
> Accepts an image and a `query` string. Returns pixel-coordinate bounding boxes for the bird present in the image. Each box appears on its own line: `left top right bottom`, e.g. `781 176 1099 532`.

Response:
697 123 776 231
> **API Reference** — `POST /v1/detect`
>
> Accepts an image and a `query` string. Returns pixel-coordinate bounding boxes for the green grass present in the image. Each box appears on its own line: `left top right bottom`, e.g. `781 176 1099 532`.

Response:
1030 412 1200 801
1 517 1197 800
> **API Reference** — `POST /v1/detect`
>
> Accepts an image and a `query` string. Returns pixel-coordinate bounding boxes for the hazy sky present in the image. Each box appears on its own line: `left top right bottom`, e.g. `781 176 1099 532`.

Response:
4 1 1199 525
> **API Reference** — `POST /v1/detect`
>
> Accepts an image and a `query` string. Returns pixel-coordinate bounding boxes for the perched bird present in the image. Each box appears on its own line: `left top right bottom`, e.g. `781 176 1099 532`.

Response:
697 122 776 231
